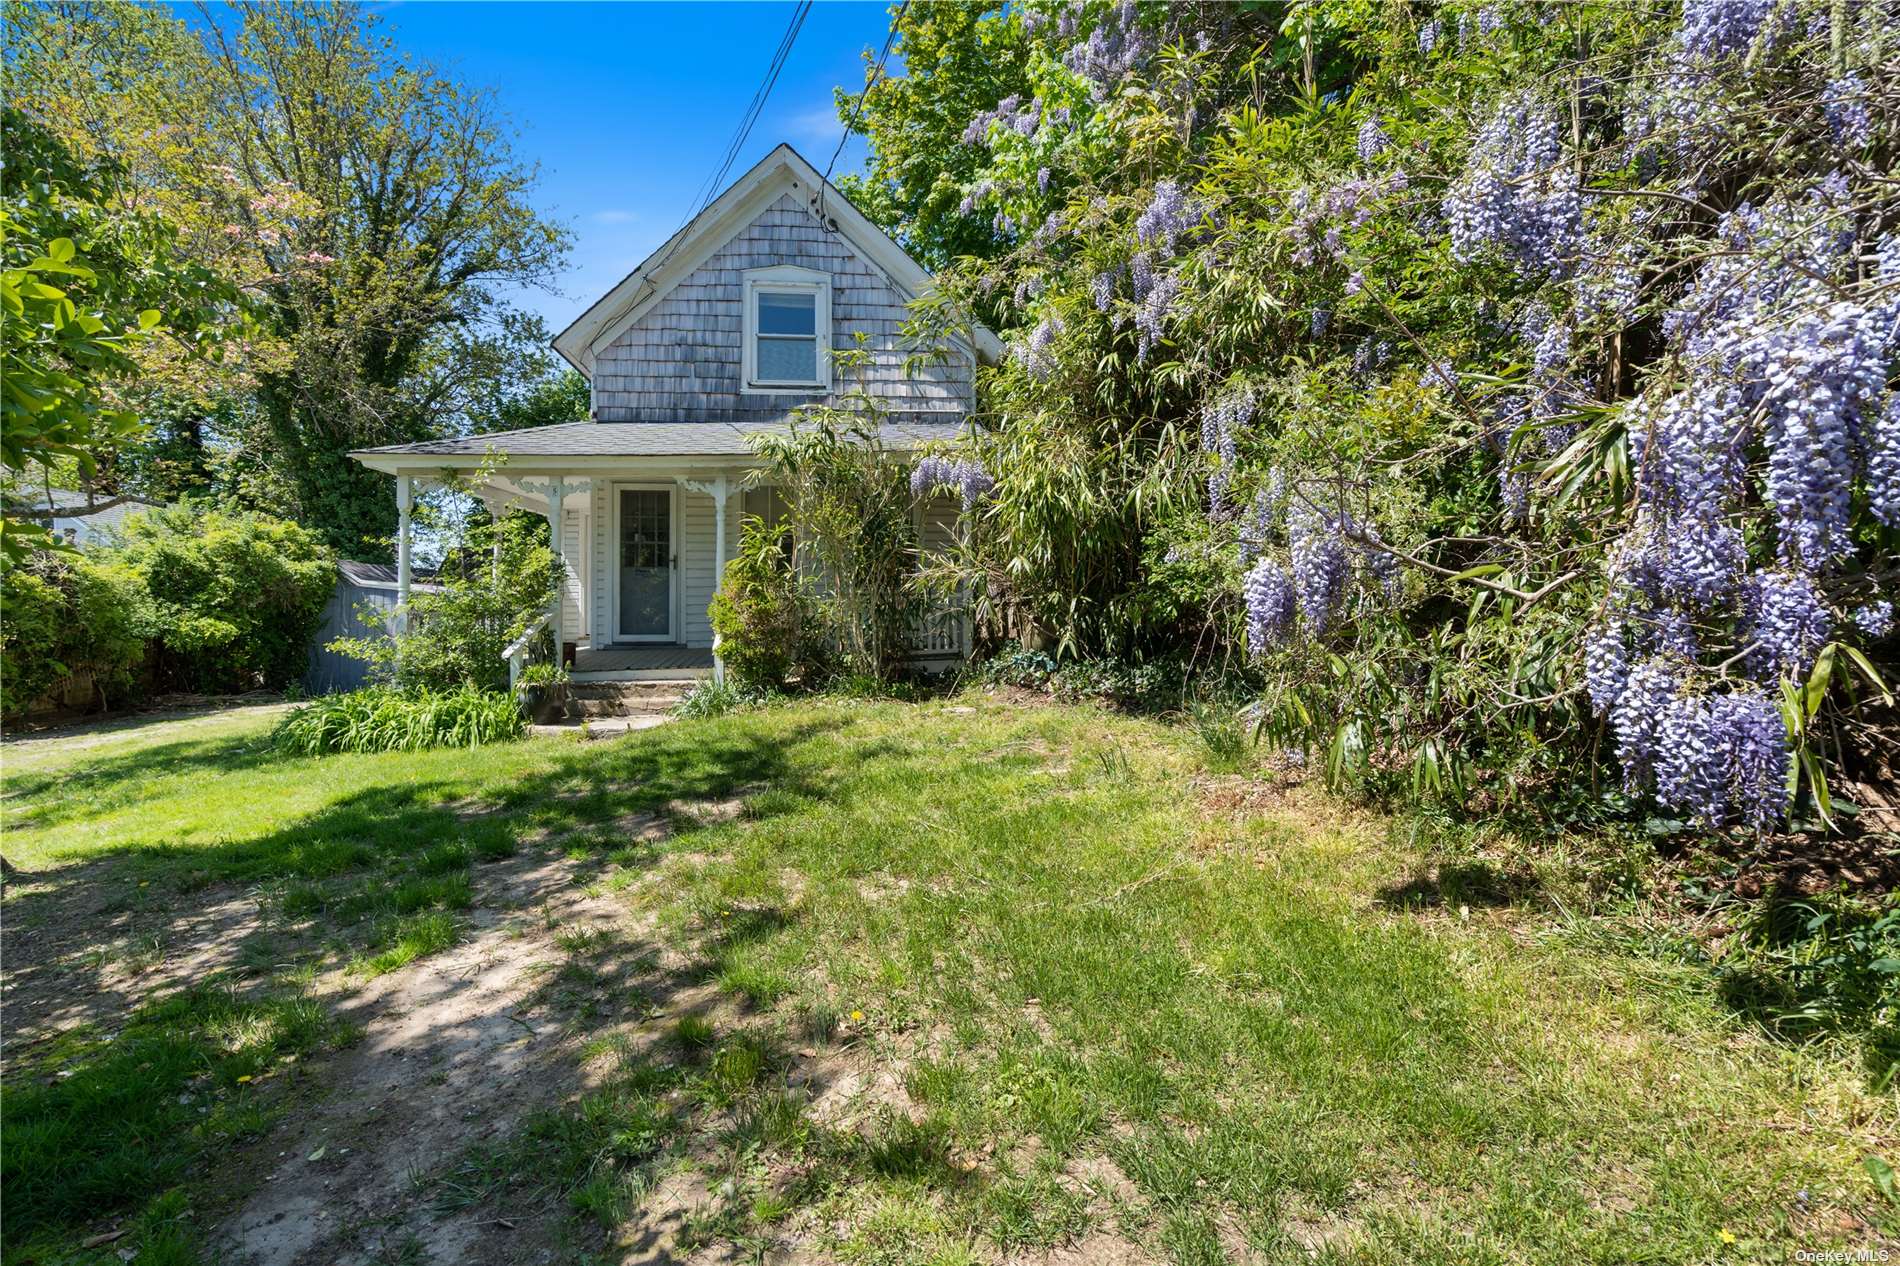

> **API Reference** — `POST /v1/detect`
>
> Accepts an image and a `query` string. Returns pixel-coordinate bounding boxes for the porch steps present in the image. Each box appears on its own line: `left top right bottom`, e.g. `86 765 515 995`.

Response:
527 682 690 741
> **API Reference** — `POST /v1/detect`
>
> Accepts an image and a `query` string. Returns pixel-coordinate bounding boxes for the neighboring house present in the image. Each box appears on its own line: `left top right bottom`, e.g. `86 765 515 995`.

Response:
12 488 163 547
304 562 442 694
350 145 999 683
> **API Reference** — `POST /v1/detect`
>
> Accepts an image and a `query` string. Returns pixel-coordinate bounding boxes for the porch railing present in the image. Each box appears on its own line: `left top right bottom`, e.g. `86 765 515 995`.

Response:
503 612 553 689
907 604 968 658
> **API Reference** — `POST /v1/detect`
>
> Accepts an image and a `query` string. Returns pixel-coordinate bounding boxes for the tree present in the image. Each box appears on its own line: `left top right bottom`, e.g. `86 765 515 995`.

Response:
833 1 1031 274
7 2 571 558
0 105 232 562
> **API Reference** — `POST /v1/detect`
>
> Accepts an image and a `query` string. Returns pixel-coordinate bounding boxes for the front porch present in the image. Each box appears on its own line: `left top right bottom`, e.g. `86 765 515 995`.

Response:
570 644 715 681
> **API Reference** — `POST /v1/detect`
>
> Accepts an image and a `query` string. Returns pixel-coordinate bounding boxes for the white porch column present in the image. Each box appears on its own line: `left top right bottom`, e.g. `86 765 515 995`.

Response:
679 474 734 686
546 476 566 664
711 474 729 686
395 474 414 636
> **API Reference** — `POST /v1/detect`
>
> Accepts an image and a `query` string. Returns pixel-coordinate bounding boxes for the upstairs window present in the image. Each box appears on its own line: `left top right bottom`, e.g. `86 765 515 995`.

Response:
742 267 829 391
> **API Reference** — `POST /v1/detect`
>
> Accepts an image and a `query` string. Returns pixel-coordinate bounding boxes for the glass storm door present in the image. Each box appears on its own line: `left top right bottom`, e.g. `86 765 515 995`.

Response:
617 488 672 640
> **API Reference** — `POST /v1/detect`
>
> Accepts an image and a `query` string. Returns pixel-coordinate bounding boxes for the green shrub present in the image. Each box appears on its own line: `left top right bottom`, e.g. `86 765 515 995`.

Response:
709 515 814 691
0 553 150 715
333 511 557 693
272 685 524 755
109 503 333 692
672 679 769 719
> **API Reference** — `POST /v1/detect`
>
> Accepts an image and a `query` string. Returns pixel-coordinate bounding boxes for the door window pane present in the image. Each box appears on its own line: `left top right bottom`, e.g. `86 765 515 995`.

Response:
619 489 670 637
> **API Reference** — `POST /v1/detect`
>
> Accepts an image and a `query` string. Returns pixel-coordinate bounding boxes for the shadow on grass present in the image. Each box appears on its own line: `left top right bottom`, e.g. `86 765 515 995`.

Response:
1375 859 1538 911
0 715 850 1258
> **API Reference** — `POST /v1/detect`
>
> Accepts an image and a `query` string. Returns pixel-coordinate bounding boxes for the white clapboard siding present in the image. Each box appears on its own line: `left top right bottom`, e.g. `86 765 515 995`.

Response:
592 193 972 424
679 486 743 648
561 507 585 643
919 493 959 557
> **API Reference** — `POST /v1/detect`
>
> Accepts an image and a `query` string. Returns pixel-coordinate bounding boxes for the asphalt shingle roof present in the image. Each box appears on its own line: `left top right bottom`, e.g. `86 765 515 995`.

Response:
353 419 969 460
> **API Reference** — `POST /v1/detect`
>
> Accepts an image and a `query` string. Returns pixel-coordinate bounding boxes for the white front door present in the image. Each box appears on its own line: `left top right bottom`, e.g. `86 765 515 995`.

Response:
615 485 675 641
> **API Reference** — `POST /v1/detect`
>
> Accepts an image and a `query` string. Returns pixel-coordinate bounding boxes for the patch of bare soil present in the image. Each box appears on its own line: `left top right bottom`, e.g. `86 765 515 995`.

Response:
2 872 277 1048
211 851 658 1266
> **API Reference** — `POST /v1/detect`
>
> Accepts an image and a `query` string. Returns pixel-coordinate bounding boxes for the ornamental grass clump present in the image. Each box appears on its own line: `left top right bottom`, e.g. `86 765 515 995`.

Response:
273 686 523 755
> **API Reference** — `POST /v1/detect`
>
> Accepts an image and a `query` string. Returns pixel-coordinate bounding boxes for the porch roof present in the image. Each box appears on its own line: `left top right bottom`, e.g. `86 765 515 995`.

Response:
350 419 969 474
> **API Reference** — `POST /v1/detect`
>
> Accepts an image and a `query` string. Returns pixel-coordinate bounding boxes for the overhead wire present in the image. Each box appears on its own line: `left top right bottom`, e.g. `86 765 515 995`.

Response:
645 0 813 282
815 0 909 229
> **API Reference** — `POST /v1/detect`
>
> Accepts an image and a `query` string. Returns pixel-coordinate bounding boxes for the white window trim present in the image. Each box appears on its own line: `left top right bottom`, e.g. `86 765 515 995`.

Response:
741 265 830 393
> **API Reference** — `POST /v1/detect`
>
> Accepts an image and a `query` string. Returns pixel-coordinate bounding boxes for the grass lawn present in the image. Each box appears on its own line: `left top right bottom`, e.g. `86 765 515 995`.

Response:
3 696 1894 1264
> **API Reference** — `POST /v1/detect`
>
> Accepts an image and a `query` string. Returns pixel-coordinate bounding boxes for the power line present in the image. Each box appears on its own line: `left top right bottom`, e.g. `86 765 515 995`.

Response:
690 0 813 223
822 0 909 189
647 0 812 282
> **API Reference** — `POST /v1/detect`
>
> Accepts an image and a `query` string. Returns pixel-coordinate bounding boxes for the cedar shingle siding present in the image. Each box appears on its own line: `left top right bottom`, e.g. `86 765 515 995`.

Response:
591 194 972 423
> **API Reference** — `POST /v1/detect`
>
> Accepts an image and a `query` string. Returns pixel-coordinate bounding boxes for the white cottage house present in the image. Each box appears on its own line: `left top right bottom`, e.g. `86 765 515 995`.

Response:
350 145 999 684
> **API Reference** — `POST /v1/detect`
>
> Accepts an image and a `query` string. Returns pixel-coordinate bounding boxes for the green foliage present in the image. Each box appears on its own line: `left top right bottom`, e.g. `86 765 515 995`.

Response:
9 4 570 558
673 680 771 720
0 104 231 562
476 364 591 435
976 649 1192 712
833 1 1031 276
1713 889 1900 1083
335 510 557 693
0 552 150 714
709 515 818 691
870 0 1899 831
272 685 524 755
110 503 334 692
749 386 921 681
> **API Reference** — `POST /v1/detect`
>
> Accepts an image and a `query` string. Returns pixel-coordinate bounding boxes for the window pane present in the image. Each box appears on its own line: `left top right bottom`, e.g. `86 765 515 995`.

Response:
757 336 817 382
757 291 815 336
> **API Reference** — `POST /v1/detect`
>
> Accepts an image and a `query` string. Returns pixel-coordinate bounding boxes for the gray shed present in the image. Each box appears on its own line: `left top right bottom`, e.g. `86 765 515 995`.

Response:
303 562 440 694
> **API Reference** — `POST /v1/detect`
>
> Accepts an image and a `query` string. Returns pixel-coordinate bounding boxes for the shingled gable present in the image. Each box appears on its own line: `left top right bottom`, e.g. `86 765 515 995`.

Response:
553 143 1001 378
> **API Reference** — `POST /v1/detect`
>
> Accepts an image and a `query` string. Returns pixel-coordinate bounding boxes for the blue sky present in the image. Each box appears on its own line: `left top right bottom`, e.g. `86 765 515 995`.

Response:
357 1 897 336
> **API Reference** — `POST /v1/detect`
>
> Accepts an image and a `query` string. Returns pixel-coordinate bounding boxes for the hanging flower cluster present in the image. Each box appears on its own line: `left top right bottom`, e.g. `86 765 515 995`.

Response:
1200 390 1251 518
1443 92 1582 279
912 455 995 511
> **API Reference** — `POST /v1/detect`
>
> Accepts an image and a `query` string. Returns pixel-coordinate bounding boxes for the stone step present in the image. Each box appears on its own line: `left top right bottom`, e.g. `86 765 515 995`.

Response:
528 715 671 742
569 695 682 718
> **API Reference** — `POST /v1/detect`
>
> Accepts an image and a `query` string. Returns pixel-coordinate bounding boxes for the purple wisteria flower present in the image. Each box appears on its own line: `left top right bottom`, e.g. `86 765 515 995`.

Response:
1136 180 1200 255
1357 116 1390 162
912 455 994 511
1444 92 1582 279
1823 76 1872 149
1134 266 1182 361
1289 507 1350 633
1743 570 1831 681
1852 601 1893 639
1242 560 1296 654
1200 390 1252 517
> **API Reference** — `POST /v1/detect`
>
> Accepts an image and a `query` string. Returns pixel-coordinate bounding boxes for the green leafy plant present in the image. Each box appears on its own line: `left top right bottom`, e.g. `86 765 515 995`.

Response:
108 503 334 692
709 514 819 691
272 685 524 755
333 510 556 693
0 551 150 714
672 680 769 720
749 362 921 682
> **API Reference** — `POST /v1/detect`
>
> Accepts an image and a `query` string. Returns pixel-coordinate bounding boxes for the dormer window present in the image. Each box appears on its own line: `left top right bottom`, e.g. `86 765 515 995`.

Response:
742 266 829 391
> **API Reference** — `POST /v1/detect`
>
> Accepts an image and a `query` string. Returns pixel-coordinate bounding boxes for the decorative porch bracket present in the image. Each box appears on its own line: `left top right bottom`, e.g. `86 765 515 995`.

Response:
676 475 731 687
